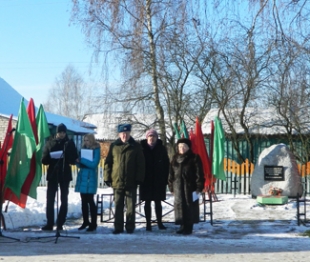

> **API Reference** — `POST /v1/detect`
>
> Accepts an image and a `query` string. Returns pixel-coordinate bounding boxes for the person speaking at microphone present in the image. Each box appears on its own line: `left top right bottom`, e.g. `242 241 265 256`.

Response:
41 123 78 231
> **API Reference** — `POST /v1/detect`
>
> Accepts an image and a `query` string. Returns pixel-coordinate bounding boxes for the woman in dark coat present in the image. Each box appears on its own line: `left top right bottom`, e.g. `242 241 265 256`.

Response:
168 138 205 235
140 129 170 231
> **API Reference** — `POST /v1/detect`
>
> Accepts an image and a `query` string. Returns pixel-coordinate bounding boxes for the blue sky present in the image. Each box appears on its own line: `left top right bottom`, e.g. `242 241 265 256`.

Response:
0 0 99 106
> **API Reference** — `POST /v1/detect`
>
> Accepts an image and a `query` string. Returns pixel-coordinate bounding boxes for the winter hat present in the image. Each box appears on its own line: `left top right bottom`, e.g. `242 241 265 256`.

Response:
146 129 158 139
117 123 131 133
177 138 191 149
56 123 67 133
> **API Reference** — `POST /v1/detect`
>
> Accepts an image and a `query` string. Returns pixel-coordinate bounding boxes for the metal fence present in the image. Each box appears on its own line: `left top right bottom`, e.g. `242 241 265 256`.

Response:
39 158 310 196
214 158 310 196
39 159 106 189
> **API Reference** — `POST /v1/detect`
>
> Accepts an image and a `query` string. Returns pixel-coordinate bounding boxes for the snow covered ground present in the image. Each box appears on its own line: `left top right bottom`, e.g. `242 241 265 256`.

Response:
1 187 310 261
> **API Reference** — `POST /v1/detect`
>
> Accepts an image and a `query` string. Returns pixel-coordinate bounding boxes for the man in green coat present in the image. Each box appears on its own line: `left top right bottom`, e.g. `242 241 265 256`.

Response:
104 123 145 234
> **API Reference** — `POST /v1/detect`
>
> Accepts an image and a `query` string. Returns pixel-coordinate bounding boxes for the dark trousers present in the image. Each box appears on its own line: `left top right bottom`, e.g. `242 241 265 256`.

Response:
46 180 70 227
114 187 137 232
144 200 163 224
80 193 97 226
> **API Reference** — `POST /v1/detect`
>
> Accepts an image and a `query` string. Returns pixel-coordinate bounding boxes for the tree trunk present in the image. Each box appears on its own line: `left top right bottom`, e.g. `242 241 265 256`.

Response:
145 0 167 145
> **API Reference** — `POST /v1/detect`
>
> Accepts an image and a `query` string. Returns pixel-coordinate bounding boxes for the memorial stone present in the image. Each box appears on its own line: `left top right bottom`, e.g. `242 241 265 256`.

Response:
251 144 303 197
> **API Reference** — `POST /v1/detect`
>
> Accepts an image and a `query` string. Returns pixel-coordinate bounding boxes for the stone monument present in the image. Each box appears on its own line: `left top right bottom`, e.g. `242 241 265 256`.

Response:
251 144 303 198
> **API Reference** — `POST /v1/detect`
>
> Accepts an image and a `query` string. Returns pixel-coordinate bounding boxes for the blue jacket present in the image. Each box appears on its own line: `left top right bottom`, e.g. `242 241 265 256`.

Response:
75 146 100 194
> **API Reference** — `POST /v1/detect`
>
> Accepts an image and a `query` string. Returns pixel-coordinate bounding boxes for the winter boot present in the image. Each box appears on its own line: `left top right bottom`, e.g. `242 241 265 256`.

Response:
144 201 152 231
155 201 166 230
176 225 184 234
79 201 90 230
87 202 97 231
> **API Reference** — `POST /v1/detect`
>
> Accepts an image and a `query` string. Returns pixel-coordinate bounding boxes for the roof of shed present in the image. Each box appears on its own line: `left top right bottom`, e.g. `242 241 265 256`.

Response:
0 77 96 134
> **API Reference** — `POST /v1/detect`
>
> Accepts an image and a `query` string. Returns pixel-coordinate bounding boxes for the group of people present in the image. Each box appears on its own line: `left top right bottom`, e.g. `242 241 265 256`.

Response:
41 122 205 235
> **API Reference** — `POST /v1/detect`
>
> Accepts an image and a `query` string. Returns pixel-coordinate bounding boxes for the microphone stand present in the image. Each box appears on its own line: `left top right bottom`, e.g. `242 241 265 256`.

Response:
30 140 79 244
0 128 20 242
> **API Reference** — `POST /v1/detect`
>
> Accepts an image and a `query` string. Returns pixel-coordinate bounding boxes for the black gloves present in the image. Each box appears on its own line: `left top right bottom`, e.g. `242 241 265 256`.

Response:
105 181 112 187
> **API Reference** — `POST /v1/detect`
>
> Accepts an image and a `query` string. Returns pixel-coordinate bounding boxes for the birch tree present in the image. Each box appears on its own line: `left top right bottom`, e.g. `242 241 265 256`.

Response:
71 0 212 144
44 65 93 121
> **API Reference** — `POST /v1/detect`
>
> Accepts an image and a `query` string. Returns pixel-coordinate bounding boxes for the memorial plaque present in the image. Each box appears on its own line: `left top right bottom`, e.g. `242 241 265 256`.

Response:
264 165 284 181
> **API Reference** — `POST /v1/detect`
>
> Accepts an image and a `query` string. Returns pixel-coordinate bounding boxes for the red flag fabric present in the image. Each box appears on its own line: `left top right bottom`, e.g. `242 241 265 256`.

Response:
4 99 36 208
27 98 38 143
189 128 196 149
1 116 28 208
20 98 38 200
2 99 38 208
0 115 14 194
3 189 28 208
190 117 214 190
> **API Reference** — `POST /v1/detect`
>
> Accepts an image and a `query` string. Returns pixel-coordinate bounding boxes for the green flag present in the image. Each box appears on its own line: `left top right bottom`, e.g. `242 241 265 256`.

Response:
212 117 226 181
28 105 50 198
173 123 181 139
181 120 189 138
5 99 36 198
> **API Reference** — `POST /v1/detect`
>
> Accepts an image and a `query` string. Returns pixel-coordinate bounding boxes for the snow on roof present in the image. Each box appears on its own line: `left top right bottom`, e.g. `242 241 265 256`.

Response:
0 77 96 134
84 107 310 140
202 107 310 135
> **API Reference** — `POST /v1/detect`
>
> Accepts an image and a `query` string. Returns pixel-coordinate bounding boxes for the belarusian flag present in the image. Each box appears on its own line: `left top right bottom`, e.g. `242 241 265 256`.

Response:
0 115 14 195
4 99 36 201
20 98 38 200
173 123 181 139
29 104 50 198
181 120 189 138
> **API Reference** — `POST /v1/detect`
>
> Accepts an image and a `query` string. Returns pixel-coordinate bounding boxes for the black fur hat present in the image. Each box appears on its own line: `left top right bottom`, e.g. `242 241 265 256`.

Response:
177 138 191 149
56 123 67 133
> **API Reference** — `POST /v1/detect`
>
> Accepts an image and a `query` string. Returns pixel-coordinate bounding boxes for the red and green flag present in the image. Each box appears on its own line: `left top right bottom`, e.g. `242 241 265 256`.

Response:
29 104 50 198
20 98 38 200
173 120 189 140
0 115 14 195
4 99 36 201
181 120 189 138
173 123 181 139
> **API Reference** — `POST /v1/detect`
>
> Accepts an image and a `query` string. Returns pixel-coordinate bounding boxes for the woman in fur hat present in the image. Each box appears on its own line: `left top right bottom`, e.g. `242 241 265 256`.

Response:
75 133 101 231
168 138 205 235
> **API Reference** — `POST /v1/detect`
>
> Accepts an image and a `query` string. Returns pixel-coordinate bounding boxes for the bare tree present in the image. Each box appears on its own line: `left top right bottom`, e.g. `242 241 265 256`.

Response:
192 0 310 164
71 0 214 145
44 65 93 121
71 0 310 163
265 38 310 163
242 0 310 163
